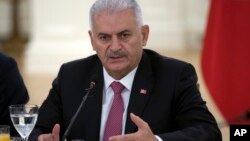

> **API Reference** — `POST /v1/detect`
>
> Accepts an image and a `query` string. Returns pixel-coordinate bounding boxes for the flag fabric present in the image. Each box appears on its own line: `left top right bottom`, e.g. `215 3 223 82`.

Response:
201 0 250 124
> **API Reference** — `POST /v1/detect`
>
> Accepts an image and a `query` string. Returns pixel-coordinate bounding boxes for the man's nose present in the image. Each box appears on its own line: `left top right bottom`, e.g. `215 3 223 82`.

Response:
110 36 121 51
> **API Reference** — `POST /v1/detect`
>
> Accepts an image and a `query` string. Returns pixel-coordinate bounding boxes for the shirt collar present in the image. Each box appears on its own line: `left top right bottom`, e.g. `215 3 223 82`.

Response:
103 67 138 91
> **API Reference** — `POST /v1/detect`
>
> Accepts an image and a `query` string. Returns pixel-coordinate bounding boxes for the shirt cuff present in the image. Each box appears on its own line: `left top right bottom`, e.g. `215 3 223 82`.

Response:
155 135 163 141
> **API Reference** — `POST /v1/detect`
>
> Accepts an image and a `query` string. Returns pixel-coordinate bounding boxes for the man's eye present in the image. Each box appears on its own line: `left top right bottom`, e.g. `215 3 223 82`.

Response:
98 35 110 41
119 33 130 40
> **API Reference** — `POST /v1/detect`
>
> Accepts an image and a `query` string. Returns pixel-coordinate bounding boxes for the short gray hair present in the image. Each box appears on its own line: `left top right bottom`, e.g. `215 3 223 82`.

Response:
89 0 143 29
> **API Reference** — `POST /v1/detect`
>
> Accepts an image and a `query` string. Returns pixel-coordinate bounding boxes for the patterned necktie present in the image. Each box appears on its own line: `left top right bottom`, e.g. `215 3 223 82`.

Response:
103 81 125 141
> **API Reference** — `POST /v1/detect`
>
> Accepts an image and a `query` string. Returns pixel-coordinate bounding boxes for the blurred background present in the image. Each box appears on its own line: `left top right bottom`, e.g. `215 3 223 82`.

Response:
0 0 229 140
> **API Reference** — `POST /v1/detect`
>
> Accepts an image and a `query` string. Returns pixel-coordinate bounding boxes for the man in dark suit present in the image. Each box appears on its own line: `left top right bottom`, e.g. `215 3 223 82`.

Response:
30 0 222 141
0 53 29 136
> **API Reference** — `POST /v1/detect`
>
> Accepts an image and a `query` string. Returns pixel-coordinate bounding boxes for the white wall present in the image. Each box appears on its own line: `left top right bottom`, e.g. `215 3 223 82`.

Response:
140 0 209 49
0 0 210 50
26 0 95 73
23 0 209 73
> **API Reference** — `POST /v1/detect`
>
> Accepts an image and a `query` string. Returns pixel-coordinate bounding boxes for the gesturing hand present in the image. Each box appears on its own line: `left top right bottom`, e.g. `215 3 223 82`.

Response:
109 113 158 141
38 124 60 141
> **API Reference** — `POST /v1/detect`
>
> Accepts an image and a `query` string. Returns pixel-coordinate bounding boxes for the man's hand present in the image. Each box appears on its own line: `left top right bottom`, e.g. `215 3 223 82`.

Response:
38 124 60 141
109 113 158 141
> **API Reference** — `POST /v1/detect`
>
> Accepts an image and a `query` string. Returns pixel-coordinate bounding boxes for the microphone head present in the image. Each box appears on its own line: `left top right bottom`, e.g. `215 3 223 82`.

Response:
90 81 96 89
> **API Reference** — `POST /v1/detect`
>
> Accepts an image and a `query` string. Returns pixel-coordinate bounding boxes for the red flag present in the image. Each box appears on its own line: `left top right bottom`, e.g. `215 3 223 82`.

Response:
201 0 250 124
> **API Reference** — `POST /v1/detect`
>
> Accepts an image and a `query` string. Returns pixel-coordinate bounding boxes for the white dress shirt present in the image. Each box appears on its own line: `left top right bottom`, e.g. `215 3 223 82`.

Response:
99 67 162 141
99 67 137 141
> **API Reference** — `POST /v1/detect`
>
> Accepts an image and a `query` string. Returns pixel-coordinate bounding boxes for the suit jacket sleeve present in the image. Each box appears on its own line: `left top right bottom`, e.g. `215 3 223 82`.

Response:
30 56 103 141
157 64 221 141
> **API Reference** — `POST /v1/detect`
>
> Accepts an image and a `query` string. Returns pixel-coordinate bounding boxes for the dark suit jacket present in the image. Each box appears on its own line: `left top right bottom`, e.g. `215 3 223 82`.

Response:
30 49 221 141
0 53 29 136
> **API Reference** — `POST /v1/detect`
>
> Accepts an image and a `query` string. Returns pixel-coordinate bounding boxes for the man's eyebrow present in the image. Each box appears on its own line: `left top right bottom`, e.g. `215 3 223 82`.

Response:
97 33 110 36
97 30 130 36
118 30 130 34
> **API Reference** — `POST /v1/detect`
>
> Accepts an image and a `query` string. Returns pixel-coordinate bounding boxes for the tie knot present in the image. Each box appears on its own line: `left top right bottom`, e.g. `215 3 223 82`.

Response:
111 81 124 94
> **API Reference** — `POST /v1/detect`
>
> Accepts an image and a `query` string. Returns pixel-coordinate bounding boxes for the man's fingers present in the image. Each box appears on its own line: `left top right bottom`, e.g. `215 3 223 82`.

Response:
52 124 60 141
110 114 157 141
109 133 136 141
130 113 148 129
38 124 60 141
108 114 143 141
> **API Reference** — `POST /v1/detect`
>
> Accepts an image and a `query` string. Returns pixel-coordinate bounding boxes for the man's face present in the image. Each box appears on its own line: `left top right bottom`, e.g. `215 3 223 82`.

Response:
89 9 149 79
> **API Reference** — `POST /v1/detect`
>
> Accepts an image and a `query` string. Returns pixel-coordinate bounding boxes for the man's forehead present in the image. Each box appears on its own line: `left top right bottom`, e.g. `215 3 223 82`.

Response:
92 18 136 34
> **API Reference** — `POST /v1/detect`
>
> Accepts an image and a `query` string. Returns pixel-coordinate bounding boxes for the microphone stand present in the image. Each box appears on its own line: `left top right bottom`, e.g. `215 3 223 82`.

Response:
61 82 95 141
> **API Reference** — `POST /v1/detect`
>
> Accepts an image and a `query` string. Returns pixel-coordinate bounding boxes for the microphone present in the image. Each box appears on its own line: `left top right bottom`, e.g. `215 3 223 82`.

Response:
61 81 96 141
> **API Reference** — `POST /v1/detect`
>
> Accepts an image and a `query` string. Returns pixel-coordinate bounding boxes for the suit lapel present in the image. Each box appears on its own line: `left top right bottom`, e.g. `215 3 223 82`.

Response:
75 52 155 137
125 52 154 133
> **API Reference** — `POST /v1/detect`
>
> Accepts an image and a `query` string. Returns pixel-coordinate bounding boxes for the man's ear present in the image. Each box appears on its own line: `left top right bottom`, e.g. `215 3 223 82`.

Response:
141 25 149 46
88 30 96 51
